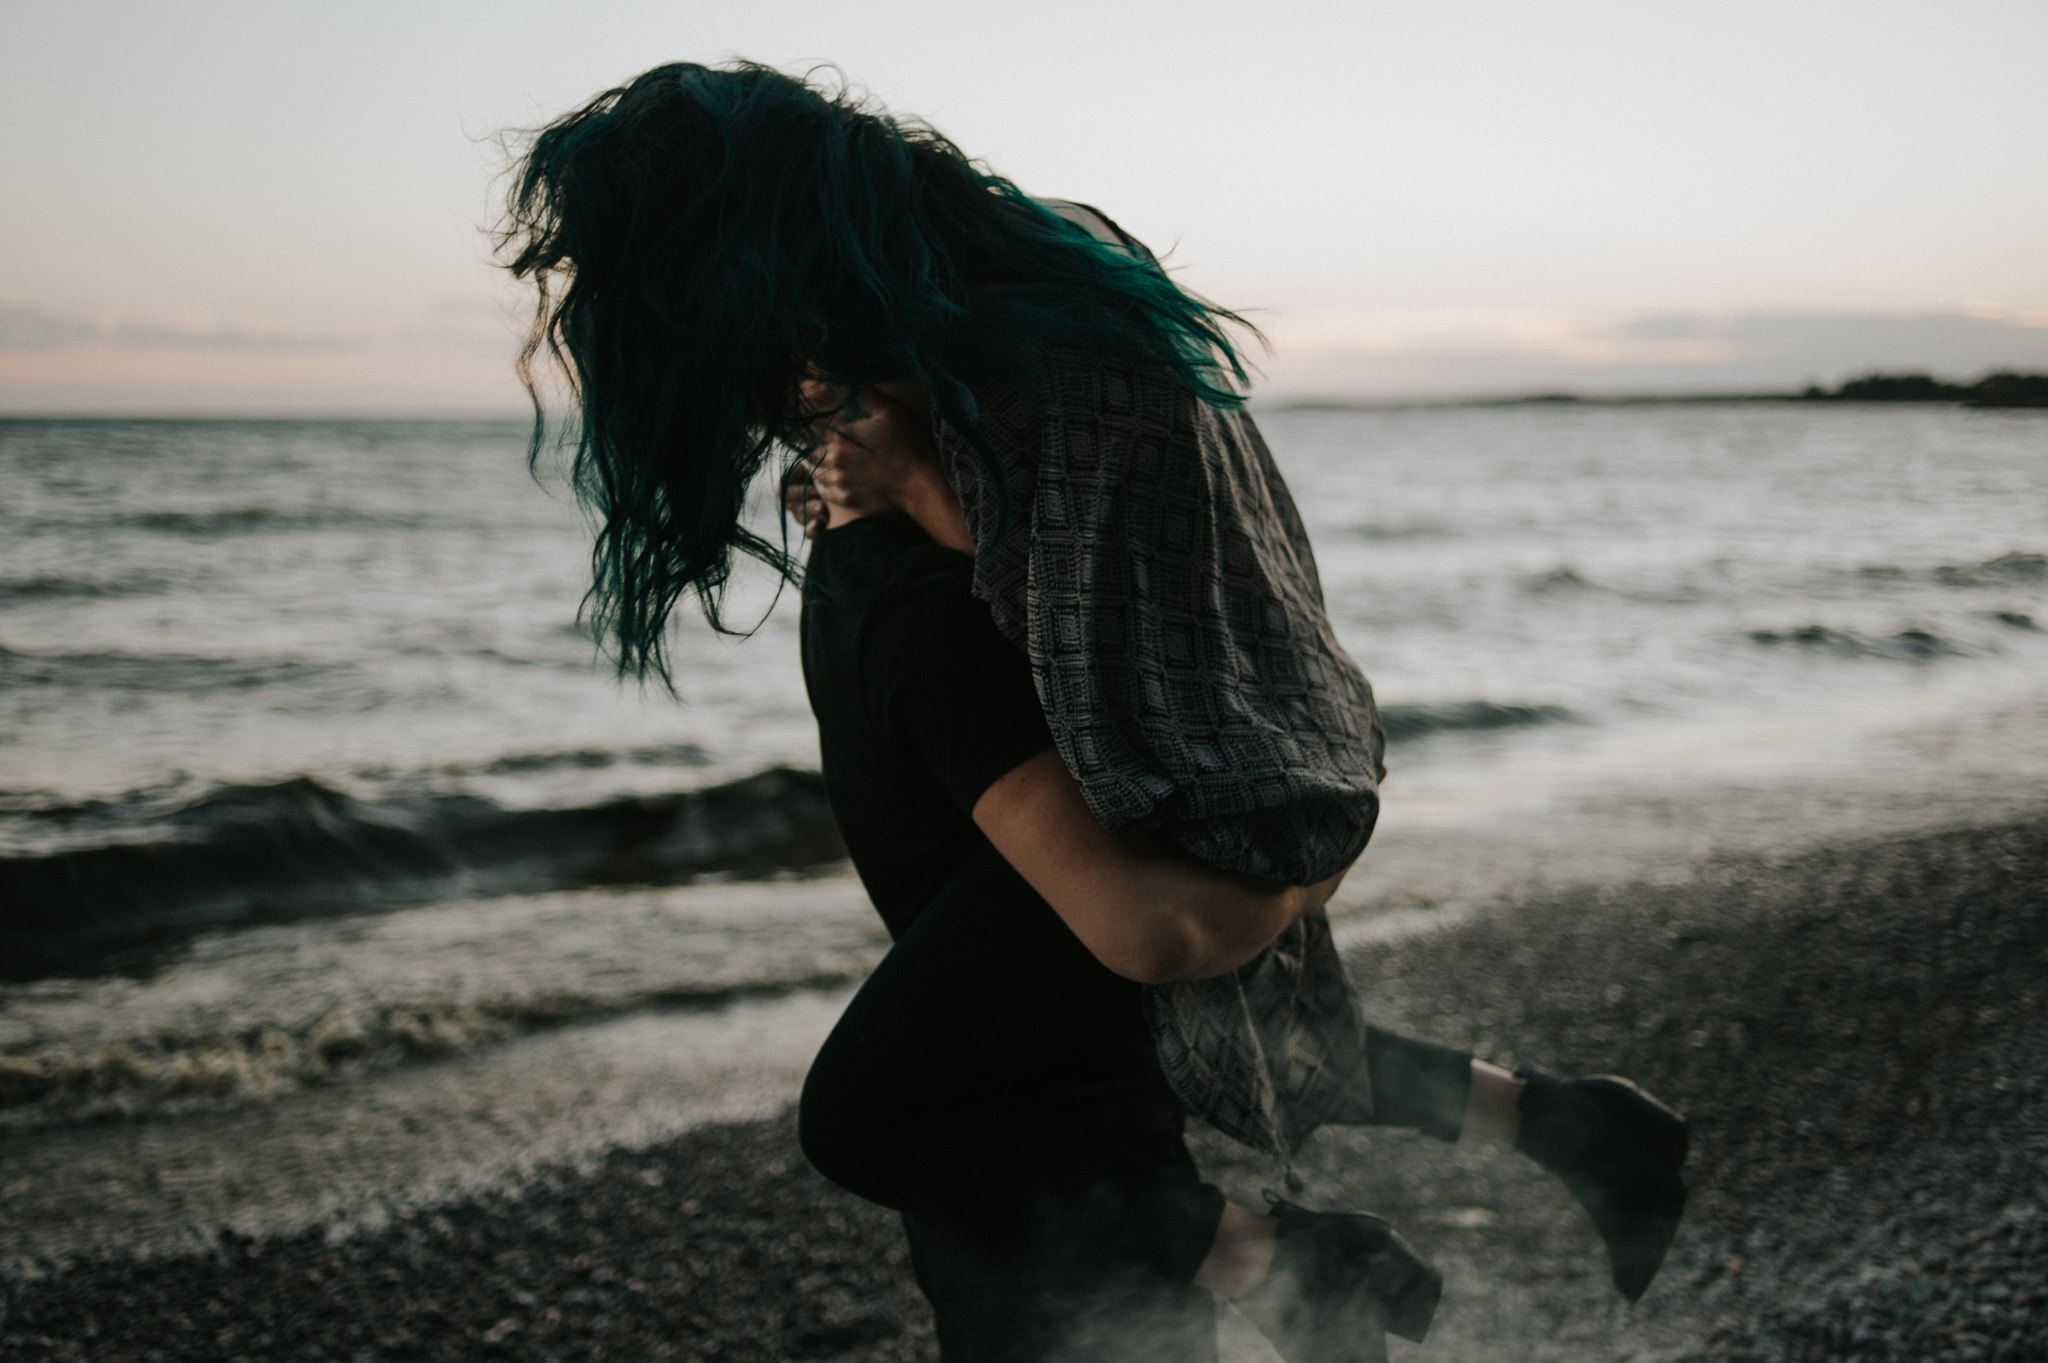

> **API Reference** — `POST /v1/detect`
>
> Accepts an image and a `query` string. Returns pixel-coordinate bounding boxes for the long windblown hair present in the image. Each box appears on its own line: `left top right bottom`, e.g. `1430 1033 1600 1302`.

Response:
498 61 1256 683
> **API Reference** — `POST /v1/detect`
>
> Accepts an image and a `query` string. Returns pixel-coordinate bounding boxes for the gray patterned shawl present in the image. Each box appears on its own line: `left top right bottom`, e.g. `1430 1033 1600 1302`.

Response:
935 348 1385 1158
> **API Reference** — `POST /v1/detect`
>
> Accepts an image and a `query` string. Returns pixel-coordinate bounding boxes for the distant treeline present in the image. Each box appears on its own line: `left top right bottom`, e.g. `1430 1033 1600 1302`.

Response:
1272 370 2048 413
1802 371 2048 407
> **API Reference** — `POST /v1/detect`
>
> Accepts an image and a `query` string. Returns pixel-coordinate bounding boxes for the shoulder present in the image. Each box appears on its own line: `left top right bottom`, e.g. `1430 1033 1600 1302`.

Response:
859 549 994 669
806 515 982 657
1034 198 1156 264
806 515 963 607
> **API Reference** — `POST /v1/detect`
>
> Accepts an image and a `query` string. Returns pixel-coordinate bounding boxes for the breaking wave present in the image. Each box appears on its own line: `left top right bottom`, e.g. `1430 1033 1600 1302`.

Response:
0 574 168 605
1748 625 1966 660
0 645 345 694
125 506 431 536
1379 701 1576 742
1933 551 2048 589
0 973 864 1130
437 743 712 778
1854 550 2048 590
0 768 845 982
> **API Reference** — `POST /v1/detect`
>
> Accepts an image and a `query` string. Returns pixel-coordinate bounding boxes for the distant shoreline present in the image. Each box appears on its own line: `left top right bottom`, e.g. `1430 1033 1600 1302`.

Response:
1268 368 2048 412
1267 391 1811 412
6 370 2045 423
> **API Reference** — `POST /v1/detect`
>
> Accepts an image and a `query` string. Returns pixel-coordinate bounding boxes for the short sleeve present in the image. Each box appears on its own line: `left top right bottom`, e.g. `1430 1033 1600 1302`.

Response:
859 569 1055 813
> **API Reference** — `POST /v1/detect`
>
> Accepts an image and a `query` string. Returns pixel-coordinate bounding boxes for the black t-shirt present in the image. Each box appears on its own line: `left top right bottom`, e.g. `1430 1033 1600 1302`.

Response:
800 513 1056 940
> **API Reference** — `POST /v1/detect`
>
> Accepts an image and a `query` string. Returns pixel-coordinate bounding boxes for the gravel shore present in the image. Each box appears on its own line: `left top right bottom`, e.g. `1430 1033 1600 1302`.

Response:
5 814 2045 1362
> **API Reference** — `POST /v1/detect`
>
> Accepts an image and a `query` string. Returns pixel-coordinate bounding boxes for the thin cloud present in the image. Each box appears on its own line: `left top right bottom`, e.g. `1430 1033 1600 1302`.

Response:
1262 310 2048 399
0 304 356 353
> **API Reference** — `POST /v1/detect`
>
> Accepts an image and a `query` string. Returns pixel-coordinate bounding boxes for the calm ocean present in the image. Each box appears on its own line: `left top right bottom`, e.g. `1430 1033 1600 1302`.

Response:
2 404 2045 1156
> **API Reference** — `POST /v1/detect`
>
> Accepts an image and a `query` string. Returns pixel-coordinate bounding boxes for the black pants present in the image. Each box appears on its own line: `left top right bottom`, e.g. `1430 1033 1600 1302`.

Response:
799 842 1473 1362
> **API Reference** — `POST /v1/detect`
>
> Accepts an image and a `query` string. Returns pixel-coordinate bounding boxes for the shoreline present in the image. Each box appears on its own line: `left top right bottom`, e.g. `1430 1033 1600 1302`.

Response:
6 810 2045 1360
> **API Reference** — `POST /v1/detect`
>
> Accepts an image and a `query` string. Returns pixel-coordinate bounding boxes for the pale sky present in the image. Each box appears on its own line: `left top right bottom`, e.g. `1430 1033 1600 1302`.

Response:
3 0 2045 411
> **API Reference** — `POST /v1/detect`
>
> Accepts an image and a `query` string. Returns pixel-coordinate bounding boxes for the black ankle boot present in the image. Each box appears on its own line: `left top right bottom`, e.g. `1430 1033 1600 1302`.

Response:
1513 1068 1689 1302
1234 1196 1441 1363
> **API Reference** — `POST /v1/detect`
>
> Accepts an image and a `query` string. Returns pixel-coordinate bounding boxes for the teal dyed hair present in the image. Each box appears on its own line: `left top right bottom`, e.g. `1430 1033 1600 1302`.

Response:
498 61 1256 683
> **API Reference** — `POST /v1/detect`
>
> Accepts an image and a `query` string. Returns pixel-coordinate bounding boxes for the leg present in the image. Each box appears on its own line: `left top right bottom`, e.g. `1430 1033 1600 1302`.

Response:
1359 1026 1476 1142
799 843 1223 1360
1460 1058 1526 1144
1198 1038 1494 1351
1193 1202 1278 1298
1352 1024 1689 1302
905 1204 1220 1363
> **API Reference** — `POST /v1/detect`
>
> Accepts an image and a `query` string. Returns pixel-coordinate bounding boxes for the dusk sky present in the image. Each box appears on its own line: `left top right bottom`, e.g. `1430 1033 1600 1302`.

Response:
3 0 2045 412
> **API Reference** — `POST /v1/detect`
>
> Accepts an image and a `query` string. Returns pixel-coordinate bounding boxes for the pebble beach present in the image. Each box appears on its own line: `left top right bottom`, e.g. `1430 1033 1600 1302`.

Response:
6 810 2044 1362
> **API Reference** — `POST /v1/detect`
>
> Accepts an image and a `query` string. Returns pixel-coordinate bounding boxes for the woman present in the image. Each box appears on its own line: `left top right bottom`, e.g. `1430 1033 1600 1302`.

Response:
500 61 1688 1362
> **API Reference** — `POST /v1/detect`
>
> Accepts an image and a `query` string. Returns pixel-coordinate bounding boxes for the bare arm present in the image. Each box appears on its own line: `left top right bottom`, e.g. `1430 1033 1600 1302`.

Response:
800 379 1345 980
789 380 973 553
972 748 1348 984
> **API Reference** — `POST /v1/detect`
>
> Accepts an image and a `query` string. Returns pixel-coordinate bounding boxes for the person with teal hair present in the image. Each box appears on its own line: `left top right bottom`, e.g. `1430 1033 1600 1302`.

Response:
500 61 1689 1363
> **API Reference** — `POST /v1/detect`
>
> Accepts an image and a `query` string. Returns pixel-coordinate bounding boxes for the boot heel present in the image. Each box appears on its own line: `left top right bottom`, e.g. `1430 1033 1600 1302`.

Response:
1236 1195 1442 1363
1353 1222 1442 1342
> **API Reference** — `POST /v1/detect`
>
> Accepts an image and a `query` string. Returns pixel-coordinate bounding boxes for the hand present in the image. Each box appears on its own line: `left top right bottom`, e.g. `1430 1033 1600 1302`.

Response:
797 378 945 515
782 463 829 540
784 378 915 539
790 377 973 553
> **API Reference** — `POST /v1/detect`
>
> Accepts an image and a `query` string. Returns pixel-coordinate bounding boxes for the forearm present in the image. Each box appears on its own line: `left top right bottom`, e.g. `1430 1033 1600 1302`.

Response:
974 749 1338 984
1100 848 1318 982
896 461 974 555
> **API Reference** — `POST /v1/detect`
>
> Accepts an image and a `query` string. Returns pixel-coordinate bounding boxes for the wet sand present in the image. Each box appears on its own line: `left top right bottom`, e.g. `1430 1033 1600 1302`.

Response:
5 811 2045 1361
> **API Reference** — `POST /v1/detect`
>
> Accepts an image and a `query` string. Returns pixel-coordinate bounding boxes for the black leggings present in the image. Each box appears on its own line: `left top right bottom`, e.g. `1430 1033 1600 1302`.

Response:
799 841 1473 1362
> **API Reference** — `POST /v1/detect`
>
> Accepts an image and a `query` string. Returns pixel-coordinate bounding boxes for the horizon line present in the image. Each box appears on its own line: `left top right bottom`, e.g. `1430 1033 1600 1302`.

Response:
6 369 2044 422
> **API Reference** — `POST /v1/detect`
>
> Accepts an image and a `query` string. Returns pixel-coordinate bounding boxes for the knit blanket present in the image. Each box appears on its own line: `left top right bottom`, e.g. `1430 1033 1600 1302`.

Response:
936 348 1386 1157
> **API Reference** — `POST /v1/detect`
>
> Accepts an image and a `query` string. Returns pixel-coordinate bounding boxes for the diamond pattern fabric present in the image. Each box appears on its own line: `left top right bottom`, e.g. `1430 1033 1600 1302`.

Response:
935 347 1385 1158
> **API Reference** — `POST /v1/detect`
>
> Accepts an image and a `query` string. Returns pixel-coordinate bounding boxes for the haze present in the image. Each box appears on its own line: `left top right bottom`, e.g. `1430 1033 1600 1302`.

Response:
3 0 2044 412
